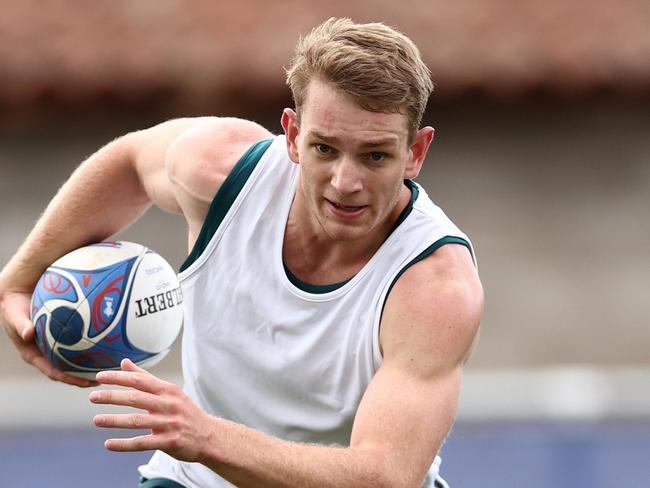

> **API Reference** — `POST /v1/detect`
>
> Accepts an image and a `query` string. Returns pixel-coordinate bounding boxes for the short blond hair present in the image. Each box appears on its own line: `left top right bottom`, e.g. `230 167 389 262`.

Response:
286 17 434 140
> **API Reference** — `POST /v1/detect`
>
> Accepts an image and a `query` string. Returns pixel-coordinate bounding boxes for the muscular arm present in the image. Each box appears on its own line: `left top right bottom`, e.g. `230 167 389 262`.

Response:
349 244 483 484
91 244 483 487
0 116 270 384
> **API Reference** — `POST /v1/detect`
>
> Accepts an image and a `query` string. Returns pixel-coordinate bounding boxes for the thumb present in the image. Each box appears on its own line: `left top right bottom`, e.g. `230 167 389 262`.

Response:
19 317 35 342
2 292 36 342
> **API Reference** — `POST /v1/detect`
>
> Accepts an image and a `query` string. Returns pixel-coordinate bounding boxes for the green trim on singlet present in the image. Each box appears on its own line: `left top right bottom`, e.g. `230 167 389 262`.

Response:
139 477 186 488
382 235 473 309
284 264 351 293
179 138 274 273
286 179 418 294
391 179 419 232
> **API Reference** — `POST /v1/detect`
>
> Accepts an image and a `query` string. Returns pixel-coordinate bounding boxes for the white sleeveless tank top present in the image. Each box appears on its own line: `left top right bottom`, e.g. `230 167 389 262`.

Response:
140 135 473 488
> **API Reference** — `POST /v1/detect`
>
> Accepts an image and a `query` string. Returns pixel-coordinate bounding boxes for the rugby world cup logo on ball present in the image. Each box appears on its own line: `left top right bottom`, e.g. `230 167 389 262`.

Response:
30 241 183 379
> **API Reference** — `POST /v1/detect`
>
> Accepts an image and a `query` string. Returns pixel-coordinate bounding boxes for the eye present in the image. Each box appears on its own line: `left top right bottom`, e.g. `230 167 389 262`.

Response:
368 152 385 162
315 144 333 155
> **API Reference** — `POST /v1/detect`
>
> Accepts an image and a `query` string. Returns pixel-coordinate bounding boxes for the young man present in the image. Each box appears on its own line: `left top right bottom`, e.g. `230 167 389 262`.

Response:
0 18 482 488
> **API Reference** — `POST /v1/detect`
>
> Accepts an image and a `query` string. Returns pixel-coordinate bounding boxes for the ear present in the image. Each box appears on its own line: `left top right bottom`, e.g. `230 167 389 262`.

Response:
281 108 300 164
404 126 434 179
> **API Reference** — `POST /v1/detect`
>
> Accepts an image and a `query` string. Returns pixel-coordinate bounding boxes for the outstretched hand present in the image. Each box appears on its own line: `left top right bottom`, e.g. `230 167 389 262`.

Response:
0 289 96 387
90 358 215 463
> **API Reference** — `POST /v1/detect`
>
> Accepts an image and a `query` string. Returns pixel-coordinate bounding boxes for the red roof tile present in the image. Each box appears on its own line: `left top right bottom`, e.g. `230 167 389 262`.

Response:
1 0 648 110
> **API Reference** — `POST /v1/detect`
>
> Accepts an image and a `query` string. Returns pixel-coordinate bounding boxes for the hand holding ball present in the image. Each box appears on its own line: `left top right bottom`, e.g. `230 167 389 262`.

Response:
30 241 183 379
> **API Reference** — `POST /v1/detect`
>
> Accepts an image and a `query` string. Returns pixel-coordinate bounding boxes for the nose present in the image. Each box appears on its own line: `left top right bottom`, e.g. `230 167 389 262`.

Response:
330 157 363 195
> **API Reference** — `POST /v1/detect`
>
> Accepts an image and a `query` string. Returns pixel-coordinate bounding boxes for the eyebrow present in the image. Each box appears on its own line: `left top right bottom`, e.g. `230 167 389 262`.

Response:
309 131 399 148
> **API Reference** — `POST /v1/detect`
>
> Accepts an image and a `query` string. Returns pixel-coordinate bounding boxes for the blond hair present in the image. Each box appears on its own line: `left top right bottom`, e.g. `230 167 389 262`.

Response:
286 17 433 140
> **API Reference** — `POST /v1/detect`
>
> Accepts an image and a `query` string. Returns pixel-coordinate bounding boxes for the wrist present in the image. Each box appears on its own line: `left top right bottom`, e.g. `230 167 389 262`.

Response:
195 413 228 467
0 257 44 293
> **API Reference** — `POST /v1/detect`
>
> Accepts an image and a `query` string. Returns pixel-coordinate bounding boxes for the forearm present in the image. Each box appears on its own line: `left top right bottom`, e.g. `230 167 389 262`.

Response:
202 418 402 488
1 139 150 289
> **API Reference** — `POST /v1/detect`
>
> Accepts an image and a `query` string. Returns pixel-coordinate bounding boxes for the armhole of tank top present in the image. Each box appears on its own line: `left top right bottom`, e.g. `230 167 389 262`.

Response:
179 138 274 273
383 235 473 307
373 235 474 367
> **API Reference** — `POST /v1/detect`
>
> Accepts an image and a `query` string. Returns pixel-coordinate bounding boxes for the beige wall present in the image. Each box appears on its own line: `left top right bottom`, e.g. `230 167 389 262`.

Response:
1 97 649 380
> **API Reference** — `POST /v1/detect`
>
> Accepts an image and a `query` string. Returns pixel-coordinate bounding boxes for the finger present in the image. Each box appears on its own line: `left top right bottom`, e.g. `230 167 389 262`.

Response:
43 368 98 387
104 433 159 452
95 369 165 394
93 412 168 431
120 357 145 372
23 346 98 387
89 389 160 411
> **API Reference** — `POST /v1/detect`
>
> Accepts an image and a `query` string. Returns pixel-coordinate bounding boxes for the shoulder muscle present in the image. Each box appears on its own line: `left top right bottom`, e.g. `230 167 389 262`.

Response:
380 244 483 378
164 117 272 232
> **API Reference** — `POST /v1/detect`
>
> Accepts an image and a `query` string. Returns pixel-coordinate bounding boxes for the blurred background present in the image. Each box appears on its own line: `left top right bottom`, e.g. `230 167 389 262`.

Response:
1 1 649 487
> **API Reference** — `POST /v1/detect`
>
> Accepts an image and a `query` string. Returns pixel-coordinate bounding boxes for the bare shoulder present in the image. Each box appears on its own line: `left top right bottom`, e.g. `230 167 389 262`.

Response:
380 243 484 376
166 117 273 203
158 117 272 232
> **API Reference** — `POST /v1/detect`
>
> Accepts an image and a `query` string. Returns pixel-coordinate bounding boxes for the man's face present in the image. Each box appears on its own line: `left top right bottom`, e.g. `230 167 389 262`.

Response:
282 78 431 243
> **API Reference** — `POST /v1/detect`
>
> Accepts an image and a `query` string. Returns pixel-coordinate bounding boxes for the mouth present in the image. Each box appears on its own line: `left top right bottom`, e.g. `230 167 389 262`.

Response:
325 199 367 219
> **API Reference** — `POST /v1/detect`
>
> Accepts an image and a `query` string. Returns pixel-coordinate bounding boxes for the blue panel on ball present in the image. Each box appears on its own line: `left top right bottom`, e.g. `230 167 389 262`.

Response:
54 340 157 372
93 337 158 363
31 286 46 316
83 258 136 340
33 314 54 363
55 343 122 370
63 267 119 295
35 270 78 305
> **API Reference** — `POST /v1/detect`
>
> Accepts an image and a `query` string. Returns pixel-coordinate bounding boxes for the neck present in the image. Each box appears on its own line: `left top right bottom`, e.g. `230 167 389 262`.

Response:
282 182 411 286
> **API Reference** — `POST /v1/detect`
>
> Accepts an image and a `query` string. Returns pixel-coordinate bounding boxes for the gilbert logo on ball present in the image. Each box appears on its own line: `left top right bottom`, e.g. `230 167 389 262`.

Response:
30 241 183 379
